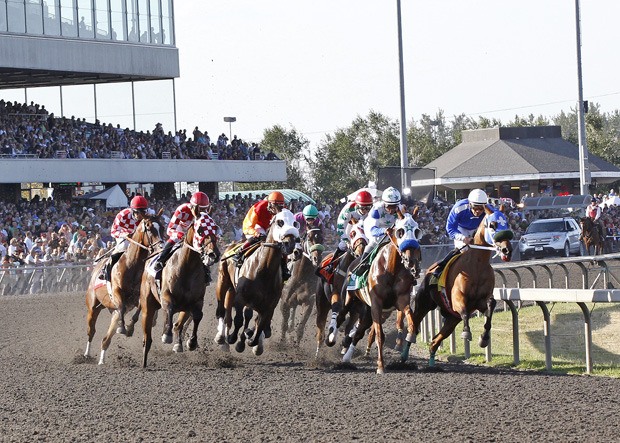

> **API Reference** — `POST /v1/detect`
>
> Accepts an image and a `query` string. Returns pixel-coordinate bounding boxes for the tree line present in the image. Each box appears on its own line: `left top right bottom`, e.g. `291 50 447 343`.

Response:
239 103 620 203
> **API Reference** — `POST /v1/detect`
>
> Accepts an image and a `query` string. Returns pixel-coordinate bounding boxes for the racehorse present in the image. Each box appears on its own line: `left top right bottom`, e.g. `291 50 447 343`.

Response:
280 226 324 343
215 209 299 355
580 217 604 256
84 213 163 364
412 205 514 367
140 216 220 368
341 213 423 374
315 224 367 356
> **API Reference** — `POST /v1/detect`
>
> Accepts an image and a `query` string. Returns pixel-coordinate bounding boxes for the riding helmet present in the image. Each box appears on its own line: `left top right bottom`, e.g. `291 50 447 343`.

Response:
130 195 148 210
190 191 210 208
381 187 401 205
302 204 319 218
468 189 488 205
355 190 374 207
267 191 285 204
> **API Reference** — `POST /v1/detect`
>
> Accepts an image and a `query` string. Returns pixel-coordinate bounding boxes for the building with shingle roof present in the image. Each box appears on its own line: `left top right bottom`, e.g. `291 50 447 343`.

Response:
410 126 620 202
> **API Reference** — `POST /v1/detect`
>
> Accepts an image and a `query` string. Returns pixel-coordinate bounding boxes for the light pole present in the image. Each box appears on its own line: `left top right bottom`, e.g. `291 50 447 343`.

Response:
223 116 236 141
396 0 408 193
574 0 591 196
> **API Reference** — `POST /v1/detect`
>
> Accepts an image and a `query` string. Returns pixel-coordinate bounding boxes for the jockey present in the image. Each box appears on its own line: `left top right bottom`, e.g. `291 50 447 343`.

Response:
586 197 604 238
99 195 149 281
352 186 405 277
332 190 374 268
431 188 489 278
294 204 323 237
151 191 211 275
234 191 291 280
192 210 220 284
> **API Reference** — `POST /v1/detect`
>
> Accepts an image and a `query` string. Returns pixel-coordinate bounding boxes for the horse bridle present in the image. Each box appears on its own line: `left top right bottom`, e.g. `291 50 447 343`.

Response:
125 218 162 253
302 228 324 261
386 235 421 277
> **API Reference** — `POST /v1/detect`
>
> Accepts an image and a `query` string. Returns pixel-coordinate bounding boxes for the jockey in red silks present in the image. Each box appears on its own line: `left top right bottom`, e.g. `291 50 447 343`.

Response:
100 195 149 281
234 191 290 280
151 191 211 275
332 190 374 268
586 197 604 239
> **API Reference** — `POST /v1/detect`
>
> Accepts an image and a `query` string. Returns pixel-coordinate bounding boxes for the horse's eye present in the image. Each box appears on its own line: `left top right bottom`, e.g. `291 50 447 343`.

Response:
396 229 404 239
414 228 421 240
277 220 284 228
293 221 300 230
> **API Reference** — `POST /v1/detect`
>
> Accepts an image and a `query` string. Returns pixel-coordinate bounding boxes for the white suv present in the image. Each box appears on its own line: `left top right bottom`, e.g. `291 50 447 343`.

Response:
519 217 582 260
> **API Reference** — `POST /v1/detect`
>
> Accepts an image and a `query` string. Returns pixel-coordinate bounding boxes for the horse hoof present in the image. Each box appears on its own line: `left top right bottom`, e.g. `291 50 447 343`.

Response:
461 331 472 341
235 341 246 353
394 343 403 352
214 334 226 345
252 344 264 356
479 336 489 348
340 347 347 355
376 367 385 375
116 326 127 335
173 343 183 353
227 334 238 345
187 339 198 351
161 333 172 344
125 326 134 337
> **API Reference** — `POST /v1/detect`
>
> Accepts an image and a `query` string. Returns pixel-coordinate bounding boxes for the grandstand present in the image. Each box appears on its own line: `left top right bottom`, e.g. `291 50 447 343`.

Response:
0 1 286 203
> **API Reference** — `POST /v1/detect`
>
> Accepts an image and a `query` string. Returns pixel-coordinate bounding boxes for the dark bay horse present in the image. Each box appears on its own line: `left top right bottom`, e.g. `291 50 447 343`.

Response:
315 224 367 356
342 213 422 374
280 227 325 343
413 206 514 367
140 216 220 368
215 209 300 355
580 217 604 256
84 213 163 364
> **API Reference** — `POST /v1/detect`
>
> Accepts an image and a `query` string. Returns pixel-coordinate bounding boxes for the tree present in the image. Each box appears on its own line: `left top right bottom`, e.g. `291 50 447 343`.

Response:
236 124 310 192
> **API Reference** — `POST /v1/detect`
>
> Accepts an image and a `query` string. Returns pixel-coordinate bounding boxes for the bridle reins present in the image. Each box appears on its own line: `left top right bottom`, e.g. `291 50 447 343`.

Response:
126 218 162 253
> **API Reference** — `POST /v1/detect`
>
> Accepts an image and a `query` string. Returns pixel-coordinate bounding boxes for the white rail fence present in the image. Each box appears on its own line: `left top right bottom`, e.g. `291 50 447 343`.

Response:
0 264 91 296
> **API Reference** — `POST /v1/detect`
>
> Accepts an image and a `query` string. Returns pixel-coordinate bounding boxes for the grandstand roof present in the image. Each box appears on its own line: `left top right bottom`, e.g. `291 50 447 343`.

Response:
219 189 316 205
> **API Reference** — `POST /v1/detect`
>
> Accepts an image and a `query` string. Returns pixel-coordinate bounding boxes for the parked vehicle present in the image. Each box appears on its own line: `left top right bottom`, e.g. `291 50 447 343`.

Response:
519 217 582 260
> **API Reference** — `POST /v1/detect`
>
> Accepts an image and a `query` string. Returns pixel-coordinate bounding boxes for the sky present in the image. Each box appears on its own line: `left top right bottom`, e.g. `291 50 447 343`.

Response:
4 1 620 151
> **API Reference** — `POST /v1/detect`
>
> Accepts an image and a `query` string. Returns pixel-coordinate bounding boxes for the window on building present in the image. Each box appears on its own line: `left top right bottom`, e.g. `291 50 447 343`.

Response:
25 0 43 34
42 0 60 36
7 0 26 33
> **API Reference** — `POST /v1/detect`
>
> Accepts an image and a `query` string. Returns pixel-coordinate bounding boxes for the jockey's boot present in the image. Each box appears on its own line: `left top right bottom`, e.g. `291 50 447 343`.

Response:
281 259 291 282
432 248 460 279
101 252 123 281
352 251 370 277
234 248 245 268
153 241 174 274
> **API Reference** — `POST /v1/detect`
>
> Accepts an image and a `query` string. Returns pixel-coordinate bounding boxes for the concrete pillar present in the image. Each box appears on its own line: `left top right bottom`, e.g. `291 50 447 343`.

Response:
152 182 176 201
198 182 219 202
0 184 21 203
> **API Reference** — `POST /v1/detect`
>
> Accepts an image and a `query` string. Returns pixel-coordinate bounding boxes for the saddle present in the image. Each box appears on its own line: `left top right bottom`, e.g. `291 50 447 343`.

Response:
430 254 461 290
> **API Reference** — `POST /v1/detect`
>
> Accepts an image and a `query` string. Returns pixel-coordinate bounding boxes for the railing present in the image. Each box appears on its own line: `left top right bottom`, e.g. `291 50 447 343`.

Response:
0 153 38 159
110 151 123 159
0 264 92 296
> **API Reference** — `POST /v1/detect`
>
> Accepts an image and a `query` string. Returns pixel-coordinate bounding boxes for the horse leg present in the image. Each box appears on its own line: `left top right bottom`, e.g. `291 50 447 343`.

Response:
98 309 120 365
428 316 461 367
373 320 386 375
141 291 159 368
479 298 496 348
125 305 141 337
296 298 313 344
365 323 375 356
187 307 203 351
289 304 297 334
394 310 405 352
112 289 127 336
342 306 372 363
411 280 437 339
315 281 330 355
172 311 189 353
326 280 343 347
160 297 174 344
280 298 291 342
84 303 103 358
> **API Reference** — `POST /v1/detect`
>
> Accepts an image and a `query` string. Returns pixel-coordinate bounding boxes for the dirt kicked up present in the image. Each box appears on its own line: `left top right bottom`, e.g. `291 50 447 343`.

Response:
1 289 619 442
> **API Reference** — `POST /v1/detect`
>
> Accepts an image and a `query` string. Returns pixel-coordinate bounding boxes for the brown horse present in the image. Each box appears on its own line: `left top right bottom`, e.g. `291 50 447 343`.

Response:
84 213 163 364
215 209 300 355
279 227 324 343
315 224 367 356
412 206 514 367
580 217 604 256
341 213 423 374
140 216 220 368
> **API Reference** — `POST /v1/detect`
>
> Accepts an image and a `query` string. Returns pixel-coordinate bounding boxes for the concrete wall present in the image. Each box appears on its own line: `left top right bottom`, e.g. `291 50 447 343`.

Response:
0 159 286 183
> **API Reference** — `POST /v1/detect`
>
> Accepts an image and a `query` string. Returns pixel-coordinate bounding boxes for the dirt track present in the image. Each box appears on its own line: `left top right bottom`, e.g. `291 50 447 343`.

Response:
1 288 620 443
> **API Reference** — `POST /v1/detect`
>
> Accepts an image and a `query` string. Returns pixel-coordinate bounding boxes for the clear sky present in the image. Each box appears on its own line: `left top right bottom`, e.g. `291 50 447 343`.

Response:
172 0 620 148
3 1 618 151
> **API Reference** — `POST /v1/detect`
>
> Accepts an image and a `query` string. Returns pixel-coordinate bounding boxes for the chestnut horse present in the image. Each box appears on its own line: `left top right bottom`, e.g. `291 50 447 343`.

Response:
412 206 514 367
84 213 163 364
215 209 300 355
140 216 220 368
280 227 325 343
580 217 604 256
315 224 367 356
342 213 423 374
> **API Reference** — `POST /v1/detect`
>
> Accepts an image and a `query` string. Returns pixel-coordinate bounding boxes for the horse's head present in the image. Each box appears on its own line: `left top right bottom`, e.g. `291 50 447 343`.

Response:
194 213 221 266
481 207 514 262
303 227 325 266
394 213 422 277
135 213 164 253
349 224 368 258
271 209 300 256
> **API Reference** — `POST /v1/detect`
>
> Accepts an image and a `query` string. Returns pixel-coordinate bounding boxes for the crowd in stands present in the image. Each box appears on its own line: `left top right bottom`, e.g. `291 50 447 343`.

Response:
3 188 620 271
0 100 279 161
